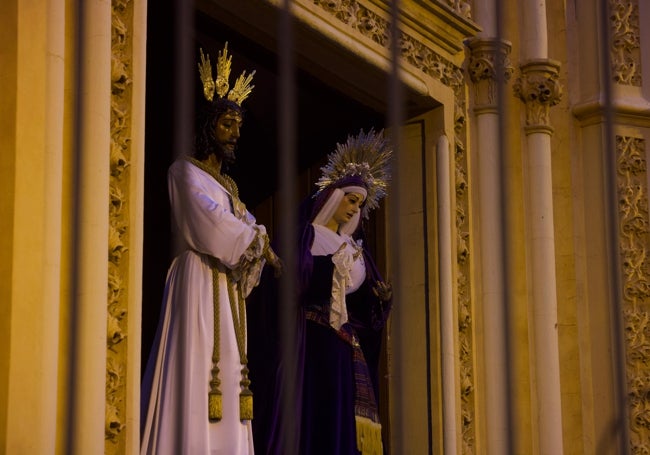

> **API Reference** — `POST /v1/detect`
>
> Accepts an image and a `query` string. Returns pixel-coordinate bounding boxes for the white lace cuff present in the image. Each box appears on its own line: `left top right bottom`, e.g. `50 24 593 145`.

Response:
233 226 267 298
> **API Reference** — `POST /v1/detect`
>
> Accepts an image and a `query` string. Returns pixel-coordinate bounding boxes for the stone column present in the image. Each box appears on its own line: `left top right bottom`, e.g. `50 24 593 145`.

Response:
468 38 514 455
437 134 458 454
68 0 112 453
514 59 564 455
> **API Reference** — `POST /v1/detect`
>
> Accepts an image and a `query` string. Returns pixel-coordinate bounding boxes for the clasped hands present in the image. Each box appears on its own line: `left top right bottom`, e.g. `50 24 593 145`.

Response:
334 242 391 301
372 281 392 302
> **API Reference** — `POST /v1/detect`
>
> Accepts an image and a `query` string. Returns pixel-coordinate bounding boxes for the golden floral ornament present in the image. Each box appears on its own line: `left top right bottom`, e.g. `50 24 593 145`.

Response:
198 43 256 106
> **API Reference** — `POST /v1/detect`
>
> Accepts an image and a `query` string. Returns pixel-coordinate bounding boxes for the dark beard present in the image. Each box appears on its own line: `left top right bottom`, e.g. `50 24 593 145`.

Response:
216 142 236 166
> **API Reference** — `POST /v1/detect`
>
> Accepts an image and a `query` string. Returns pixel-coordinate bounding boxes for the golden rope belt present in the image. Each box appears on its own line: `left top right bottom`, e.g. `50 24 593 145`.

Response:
207 263 252 421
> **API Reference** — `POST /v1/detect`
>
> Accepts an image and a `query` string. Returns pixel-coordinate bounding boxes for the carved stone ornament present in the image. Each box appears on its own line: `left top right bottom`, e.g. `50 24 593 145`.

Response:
467 38 514 110
513 60 562 131
311 0 465 90
106 0 133 451
610 0 642 86
445 0 472 19
313 0 473 31
105 357 126 440
453 56 475 455
616 135 650 453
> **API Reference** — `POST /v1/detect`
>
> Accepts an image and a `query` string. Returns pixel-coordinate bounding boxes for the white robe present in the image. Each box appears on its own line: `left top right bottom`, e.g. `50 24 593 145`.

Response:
141 159 264 455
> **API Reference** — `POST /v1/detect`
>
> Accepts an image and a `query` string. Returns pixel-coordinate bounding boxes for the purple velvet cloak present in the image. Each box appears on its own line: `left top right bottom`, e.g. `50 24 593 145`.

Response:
247 187 391 455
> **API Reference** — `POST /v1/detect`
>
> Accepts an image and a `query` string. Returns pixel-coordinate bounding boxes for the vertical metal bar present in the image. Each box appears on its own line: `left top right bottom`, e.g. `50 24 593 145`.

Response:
172 0 193 185
278 1 299 454
65 0 86 452
172 0 193 452
598 0 631 452
494 0 515 453
388 1 404 453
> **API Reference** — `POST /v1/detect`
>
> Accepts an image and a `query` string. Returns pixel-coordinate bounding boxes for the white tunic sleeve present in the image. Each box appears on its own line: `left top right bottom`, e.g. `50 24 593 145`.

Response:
168 159 258 268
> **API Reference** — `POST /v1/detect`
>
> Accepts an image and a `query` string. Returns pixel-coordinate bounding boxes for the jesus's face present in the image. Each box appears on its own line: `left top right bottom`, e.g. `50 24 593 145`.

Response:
214 109 243 164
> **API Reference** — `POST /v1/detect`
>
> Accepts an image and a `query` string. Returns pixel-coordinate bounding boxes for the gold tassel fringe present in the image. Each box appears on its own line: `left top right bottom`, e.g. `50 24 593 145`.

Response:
355 416 383 455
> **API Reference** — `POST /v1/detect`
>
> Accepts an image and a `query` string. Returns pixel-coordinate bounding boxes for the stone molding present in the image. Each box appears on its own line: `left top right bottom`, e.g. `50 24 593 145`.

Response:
610 0 642 86
455 154 475 455
616 135 650 453
513 59 562 133
106 0 133 452
310 0 470 89
453 42 475 455
467 38 515 111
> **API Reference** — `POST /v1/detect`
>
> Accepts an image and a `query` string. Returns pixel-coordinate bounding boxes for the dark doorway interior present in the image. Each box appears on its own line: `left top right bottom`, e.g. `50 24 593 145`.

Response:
141 4 386 368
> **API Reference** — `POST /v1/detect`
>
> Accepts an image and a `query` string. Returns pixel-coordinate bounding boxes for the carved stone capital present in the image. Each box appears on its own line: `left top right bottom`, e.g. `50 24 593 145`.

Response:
467 38 514 110
513 59 562 131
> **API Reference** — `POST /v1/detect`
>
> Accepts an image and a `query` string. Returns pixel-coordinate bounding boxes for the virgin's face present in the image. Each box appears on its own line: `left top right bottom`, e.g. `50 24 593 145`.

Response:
214 110 243 162
331 192 365 228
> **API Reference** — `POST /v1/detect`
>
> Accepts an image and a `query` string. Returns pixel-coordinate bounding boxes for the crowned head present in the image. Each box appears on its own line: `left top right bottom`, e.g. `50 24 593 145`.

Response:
314 128 393 220
194 44 255 164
